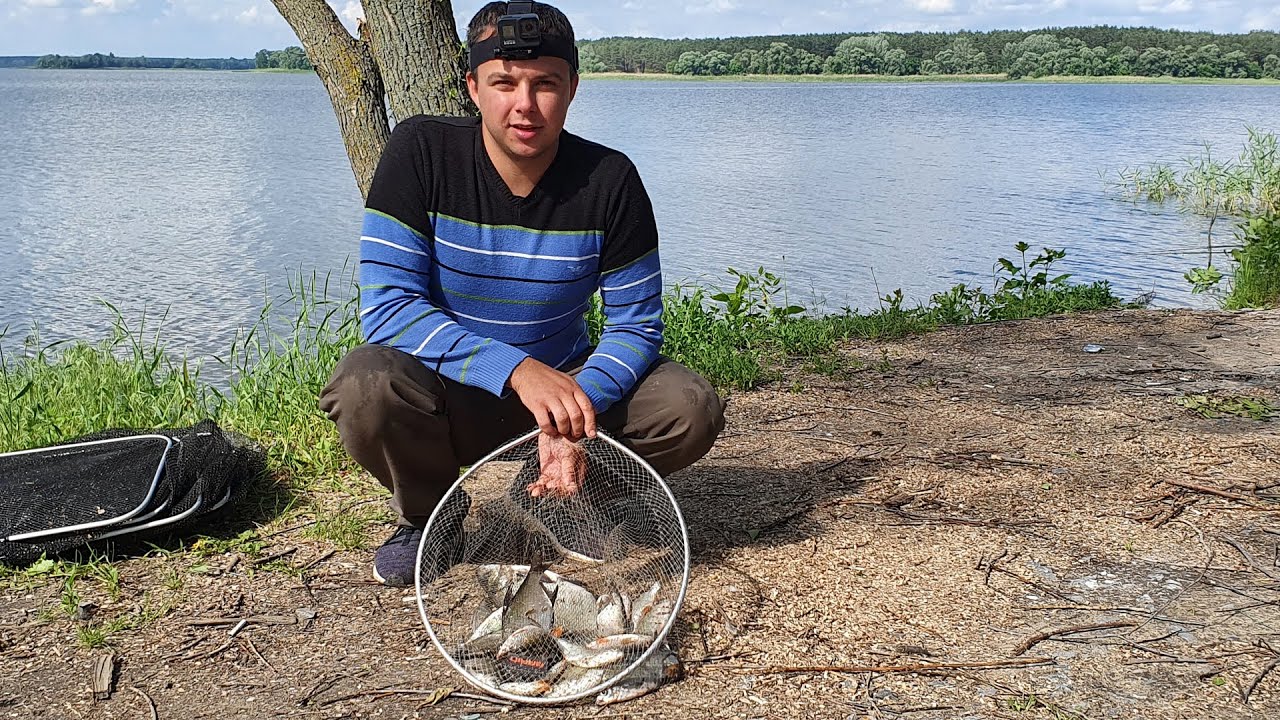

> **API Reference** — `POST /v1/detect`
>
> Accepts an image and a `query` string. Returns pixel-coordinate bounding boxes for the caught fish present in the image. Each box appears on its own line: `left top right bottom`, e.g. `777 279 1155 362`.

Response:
596 591 629 636
634 598 673 637
595 649 683 706
586 633 651 653
555 636 625 669
549 577 598 639
547 665 610 698
467 607 503 642
499 679 552 697
477 564 529 607
496 624 553 660
461 656 502 687
502 561 555 633
630 581 661 630
457 630 502 658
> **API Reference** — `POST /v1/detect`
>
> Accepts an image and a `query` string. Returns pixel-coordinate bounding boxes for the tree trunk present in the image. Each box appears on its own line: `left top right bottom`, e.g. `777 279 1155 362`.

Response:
269 0 390 199
271 0 476 200
363 0 477 121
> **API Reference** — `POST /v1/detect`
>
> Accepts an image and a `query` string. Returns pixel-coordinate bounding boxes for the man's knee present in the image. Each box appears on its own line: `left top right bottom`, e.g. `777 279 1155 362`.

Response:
673 370 725 456
320 344 441 432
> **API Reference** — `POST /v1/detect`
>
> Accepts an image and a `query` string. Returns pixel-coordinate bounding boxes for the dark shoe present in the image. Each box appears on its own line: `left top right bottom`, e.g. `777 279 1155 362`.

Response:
372 525 422 587
375 492 471 587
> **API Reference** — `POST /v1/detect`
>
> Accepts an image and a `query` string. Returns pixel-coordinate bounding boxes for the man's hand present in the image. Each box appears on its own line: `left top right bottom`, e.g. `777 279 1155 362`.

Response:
508 357 597 440
528 433 589 499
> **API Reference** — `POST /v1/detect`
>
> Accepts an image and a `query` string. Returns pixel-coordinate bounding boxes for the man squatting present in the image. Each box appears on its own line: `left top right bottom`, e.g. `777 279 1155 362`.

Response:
319 1 726 586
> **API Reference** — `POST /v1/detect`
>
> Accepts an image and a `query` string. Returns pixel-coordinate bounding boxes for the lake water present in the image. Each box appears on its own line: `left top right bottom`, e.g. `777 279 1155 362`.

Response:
2 69 1278 360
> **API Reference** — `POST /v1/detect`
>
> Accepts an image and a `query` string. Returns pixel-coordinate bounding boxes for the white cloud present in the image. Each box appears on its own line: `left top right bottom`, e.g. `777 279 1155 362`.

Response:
83 0 135 14
909 0 956 13
337 0 363 25
4 0 1280 56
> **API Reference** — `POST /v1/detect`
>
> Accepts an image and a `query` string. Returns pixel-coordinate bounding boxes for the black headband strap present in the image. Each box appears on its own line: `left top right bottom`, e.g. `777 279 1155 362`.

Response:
467 34 579 74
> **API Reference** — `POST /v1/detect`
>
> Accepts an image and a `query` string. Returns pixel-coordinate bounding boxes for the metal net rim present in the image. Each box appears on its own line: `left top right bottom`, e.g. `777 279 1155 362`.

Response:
414 428 691 706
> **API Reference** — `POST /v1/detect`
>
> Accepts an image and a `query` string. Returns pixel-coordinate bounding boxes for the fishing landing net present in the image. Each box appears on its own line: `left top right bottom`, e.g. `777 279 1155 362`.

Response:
416 429 690 705
0 420 264 564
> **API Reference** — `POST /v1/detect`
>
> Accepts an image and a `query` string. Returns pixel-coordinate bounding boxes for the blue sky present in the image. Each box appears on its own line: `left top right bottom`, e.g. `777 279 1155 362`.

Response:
2 1 1278 58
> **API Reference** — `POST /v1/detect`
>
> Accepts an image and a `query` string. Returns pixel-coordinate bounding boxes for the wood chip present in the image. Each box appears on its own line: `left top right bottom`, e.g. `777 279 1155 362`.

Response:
91 654 115 701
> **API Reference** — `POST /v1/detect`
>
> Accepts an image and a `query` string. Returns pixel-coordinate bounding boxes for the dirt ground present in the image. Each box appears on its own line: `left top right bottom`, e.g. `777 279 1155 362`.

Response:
3 308 1279 720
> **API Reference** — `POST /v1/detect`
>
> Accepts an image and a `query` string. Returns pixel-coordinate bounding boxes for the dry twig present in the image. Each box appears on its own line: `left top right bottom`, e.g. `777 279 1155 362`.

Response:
130 687 159 720
1011 622 1137 657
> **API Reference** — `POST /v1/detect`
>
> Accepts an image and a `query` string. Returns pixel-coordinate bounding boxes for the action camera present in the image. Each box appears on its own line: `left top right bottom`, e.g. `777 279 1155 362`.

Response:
495 3 541 55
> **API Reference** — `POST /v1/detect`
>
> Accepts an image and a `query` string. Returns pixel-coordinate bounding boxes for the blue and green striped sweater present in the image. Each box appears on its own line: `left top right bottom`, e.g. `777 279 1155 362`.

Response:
359 116 664 412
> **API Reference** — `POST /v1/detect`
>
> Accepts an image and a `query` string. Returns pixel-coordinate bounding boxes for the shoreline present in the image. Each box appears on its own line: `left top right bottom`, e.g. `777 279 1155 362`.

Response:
583 71 1280 85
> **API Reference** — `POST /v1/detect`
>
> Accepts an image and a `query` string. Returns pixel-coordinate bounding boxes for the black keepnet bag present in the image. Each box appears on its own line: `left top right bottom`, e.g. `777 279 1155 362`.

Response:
0 420 264 564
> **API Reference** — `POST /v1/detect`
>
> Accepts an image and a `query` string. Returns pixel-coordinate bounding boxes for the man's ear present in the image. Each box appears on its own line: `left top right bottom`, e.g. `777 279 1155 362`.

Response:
569 72 579 103
466 71 480 105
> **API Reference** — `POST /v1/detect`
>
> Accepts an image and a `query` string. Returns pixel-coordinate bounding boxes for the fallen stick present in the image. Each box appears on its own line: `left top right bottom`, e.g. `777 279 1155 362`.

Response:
1244 657 1280 704
1220 534 1280 581
1011 621 1137 657
1162 479 1255 502
718 657 1053 675
189 615 297 627
130 687 159 720
252 547 298 566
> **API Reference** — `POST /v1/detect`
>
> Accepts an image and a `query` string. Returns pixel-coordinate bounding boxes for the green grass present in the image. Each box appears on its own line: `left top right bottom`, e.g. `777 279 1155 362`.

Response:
1175 393 1277 420
0 247 1119 568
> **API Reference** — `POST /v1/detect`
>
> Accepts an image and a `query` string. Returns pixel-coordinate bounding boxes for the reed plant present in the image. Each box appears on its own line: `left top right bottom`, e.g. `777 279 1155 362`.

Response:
1116 128 1280 216
1117 128 1280 309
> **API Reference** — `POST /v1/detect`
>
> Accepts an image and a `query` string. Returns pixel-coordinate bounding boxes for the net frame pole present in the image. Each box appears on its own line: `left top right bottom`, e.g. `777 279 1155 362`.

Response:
414 428 691 706
3 435 174 541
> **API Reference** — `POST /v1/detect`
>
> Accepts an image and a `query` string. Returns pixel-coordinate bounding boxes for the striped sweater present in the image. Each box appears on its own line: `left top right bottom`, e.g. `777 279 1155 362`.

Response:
359 116 664 412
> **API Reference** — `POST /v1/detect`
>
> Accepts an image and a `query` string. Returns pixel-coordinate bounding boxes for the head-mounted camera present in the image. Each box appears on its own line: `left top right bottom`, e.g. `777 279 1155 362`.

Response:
468 2 579 74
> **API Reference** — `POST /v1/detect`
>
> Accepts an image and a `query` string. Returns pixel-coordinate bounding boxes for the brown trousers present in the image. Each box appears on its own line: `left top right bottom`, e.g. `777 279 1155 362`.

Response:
319 344 725 526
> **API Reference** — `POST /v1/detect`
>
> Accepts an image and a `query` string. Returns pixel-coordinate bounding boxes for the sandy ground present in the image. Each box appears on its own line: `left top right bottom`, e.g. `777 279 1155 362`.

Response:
3 308 1279 720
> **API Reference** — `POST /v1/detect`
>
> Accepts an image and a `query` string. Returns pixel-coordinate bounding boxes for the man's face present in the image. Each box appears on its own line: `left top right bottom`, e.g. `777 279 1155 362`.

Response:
467 46 578 167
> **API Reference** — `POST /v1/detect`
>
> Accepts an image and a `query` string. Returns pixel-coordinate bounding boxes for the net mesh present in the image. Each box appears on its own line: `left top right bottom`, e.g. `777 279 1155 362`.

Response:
416 430 689 705
0 420 265 563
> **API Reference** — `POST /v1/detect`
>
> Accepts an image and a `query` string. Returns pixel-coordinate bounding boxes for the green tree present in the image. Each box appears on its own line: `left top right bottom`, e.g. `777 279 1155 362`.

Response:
577 45 607 73
928 36 988 74
1264 54 1280 78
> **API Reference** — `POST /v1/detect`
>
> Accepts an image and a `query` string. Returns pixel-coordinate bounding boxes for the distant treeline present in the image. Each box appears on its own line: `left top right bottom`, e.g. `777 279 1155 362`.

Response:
34 53 253 70
578 26 1280 78
254 47 312 71
0 56 38 69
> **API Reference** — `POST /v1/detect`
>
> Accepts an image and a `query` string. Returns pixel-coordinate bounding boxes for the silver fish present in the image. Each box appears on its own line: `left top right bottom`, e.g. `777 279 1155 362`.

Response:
457 631 502 658
595 649 683 706
596 591 629 637
550 578 599 639
461 656 502 687
499 679 552 697
634 598 674 638
502 561 554 633
477 564 529 607
548 665 610 698
555 636 625 669
496 624 553 660
630 581 661 630
467 607 503 642
586 633 651 653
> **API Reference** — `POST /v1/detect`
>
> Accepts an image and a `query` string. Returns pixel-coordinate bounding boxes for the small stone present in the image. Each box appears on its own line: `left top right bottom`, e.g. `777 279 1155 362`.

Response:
1083 344 1104 354
296 607 317 621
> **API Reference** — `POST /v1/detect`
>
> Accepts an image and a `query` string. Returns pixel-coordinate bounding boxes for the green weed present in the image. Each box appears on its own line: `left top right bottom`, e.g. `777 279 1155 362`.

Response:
1175 394 1277 420
305 508 377 551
